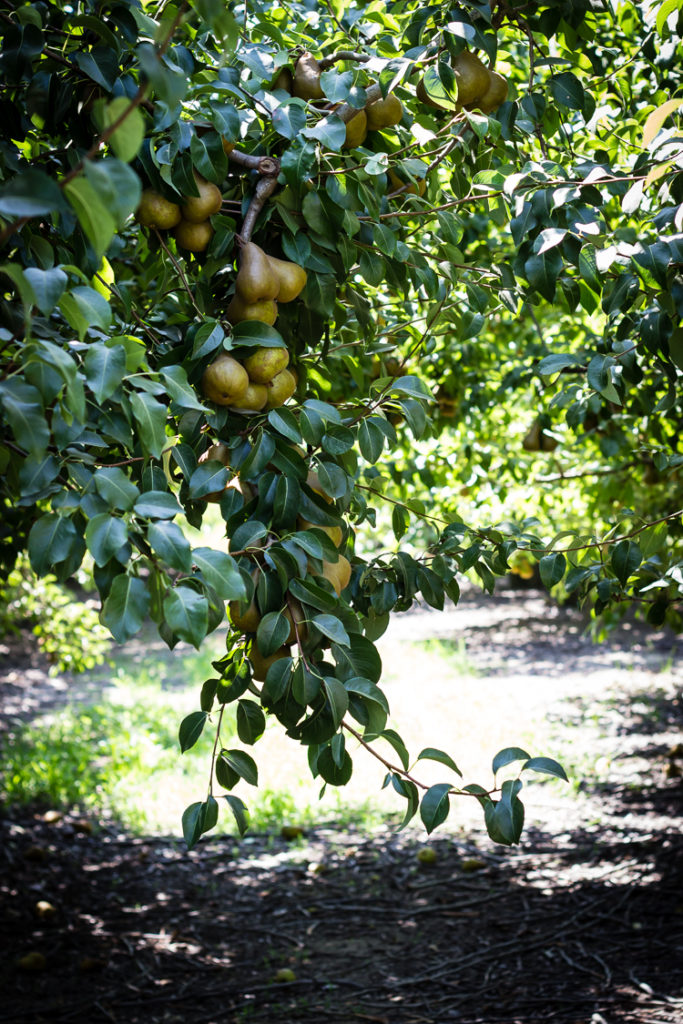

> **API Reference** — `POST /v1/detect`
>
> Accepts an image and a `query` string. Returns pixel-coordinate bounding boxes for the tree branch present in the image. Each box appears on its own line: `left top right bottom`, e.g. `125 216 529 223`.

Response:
238 174 280 244
318 51 370 70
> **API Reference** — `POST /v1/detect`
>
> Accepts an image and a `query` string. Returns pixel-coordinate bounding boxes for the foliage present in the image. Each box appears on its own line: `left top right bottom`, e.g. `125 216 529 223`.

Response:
0 557 110 673
2 0 682 844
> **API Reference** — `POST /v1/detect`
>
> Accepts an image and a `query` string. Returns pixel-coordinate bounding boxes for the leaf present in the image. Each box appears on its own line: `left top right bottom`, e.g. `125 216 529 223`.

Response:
420 783 451 834
148 521 193 572
539 552 565 589
94 96 145 162
94 467 140 511
224 794 250 836
492 747 531 775
220 749 258 786
237 699 266 745
163 585 209 647
312 614 350 647
256 610 290 658
23 267 68 316
129 392 168 459
642 97 683 148
322 676 349 729
134 491 181 519
84 342 126 403
59 285 112 341
179 710 208 752
101 574 150 642
192 547 246 601
416 748 462 777
611 539 642 585
182 797 218 849
0 379 50 455
0 169 64 218
64 177 117 259
27 513 80 575
380 728 410 770
550 72 584 110
232 321 287 348
523 756 568 782
268 407 302 444
85 513 129 566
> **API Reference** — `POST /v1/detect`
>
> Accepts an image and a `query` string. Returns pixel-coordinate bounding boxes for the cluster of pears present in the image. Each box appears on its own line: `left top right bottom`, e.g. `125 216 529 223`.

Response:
417 50 508 114
136 173 222 252
292 51 404 149
223 461 351 681
201 242 307 414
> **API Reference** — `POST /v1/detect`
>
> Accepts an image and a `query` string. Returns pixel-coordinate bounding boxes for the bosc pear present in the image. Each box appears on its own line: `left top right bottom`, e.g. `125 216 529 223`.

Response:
265 368 297 408
267 254 307 303
174 219 214 252
229 381 268 414
344 110 368 149
292 51 324 101
366 93 404 130
244 346 289 384
248 641 291 682
472 71 508 113
202 353 250 405
453 51 490 107
226 294 278 326
182 174 223 223
136 190 181 230
320 555 352 596
236 242 280 304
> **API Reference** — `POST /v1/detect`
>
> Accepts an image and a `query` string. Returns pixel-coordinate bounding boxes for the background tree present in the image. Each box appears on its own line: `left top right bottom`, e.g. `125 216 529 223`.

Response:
1 0 681 846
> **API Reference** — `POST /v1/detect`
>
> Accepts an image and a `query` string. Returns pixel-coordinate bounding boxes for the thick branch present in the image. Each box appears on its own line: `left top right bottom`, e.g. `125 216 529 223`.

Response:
318 51 370 70
228 150 280 175
239 175 280 244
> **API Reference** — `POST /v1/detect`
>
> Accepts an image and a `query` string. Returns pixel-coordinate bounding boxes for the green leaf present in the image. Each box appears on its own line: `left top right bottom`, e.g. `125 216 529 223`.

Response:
539 552 565 589
237 699 266 745
492 747 531 775
23 267 68 316
358 419 385 463
163 585 209 647
94 96 145 162
232 321 287 348
317 744 353 785
101 574 150 642
0 379 50 455
179 710 208 752
0 169 64 218
322 676 349 730
380 728 410 770
268 407 302 444
94 467 139 511
416 748 462 777
64 177 117 259
85 513 129 567
256 610 290 658
223 794 250 836
84 343 127 403
129 392 168 459
134 491 181 519
484 779 524 846
189 462 230 499
312 614 350 647
420 783 451 834
192 547 247 601
523 756 568 782
83 158 142 226
148 521 193 572
611 539 642 585
550 72 584 110
28 513 80 575
59 285 112 340
220 749 258 786
182 797 218 849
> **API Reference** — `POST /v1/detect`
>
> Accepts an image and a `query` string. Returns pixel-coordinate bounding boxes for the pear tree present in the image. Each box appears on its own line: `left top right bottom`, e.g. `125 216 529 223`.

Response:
1 0 682 847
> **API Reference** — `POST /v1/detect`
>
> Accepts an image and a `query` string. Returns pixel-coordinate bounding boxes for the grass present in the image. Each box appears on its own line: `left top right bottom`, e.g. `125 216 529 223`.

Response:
0 632 392 836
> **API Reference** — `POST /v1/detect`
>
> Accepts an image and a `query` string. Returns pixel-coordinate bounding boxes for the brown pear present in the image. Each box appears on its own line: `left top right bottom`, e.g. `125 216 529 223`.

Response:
471 70 508 113
182 174 222 223
453 51 490 107
236 242 280 303
265 368 297 409
202 353 250 405
344 110 368 149
321 555 351 596
229 381 268 414
267 254 308 303
174 219 214 252
226 294 278 325
416 77 448 110
244 346 289 384
272 68 293 93
249 642 291 682
136 190 181 230
366 93 404 130
293 51 324 101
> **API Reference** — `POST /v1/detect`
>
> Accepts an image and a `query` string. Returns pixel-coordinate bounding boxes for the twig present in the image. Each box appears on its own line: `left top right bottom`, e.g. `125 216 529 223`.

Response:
154 230 204 315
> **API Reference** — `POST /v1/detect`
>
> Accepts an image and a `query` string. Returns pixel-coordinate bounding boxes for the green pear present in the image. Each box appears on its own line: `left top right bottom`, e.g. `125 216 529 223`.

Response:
174 219 214 252
202 353 250 405
320 554 351 596
344 110 368 149
229 381 268 414
236 242 280 303
265 368 297 408
471 70 508 113
136 190 181 230
226 294 278 325
182 174 223 223
267 254 308 303
293 51 324 100
229 572 261 633
453 51 490 107
244 346 289 384
297 517 342 548
249 642 291 682
366 93 404 130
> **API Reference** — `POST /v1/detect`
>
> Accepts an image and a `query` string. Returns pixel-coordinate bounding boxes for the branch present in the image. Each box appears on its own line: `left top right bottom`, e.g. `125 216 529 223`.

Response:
318 51 370 70
336 83 381 123
228 150 280 175
238 174 280 244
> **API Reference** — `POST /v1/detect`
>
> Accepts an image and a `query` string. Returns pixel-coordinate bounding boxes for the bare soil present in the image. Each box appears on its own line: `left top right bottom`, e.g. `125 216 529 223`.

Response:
2 586 683 1024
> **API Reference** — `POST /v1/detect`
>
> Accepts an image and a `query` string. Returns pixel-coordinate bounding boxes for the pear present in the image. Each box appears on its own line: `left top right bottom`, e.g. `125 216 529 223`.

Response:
366 93 404 130
182 174 222 223
267 254 307 303
249 642 291 682
272 68 293 93
297 517 343 548
202 353 250 405
265 368 297 409
136 190 181 230
344 110 368 149
388 168 426 197
236 242 280 304
229 585 261 633
306 469 333 503
226 293 278 325
471 70 508 113
320 554 352 596
293 51 324 101
229 381 268 414
522 419 558 452
453 51 490 107
174 219 214 252
284 599 308 644
244 346 289 384
222 137 235 154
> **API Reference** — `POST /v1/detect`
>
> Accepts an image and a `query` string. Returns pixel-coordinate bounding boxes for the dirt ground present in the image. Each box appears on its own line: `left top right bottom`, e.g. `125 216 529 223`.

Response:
2 586 683 1024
